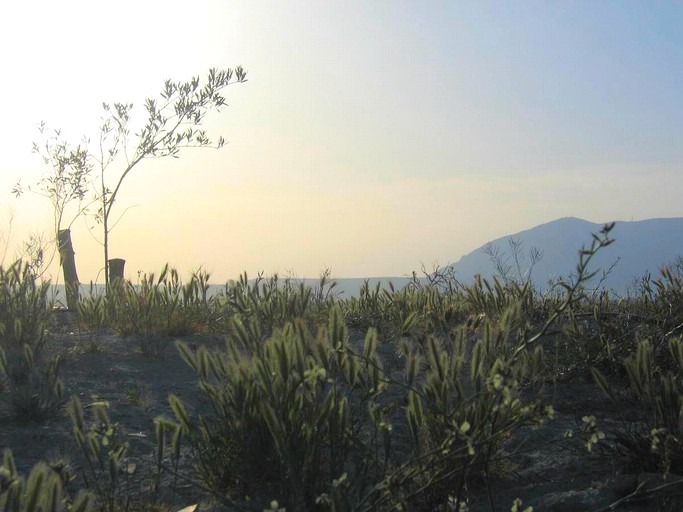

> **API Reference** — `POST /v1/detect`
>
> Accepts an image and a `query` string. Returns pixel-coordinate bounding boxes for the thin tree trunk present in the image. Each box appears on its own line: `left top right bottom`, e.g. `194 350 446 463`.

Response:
103 214 110 292
57 229 79 310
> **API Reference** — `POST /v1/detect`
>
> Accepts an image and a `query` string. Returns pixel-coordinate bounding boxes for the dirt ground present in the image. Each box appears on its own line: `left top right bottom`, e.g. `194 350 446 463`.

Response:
1 318 682 511
0 319 223 508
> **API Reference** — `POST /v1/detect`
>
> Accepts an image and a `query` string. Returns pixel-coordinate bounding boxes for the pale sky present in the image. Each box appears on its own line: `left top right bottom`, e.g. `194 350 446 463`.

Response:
1 1 682 283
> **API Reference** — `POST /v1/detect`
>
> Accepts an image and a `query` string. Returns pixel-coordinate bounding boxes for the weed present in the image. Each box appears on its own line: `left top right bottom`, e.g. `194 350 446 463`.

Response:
173 307 386 510
124 383 154 416
593 336 683 478
0 345 64 423
109 266 215 356
66 393 190 511
77 288 108 352
0 261 50 352
0 449 95 512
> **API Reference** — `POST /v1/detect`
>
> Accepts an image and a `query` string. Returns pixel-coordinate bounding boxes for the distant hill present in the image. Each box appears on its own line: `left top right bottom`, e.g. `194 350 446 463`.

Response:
445 217 683 295
48 217 683 305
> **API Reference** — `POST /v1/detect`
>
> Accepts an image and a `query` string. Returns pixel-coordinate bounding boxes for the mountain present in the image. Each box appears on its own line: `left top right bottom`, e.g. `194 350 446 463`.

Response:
49 217 682 305
446 217 683 295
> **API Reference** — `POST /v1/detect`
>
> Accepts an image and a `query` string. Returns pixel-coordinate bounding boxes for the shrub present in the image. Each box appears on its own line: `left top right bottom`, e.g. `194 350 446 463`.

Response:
593 337 683 477
109 265 214 355
0 449 94 512
66 397 183 511
77 289 108 352
173 303 553 511
173 307 387 510
163 225 620 511
0 261 50 352
0 222 652 509
375 305 552 510
0 345 64 423
342 280 467 341
0 261 61 423
213 272 331 337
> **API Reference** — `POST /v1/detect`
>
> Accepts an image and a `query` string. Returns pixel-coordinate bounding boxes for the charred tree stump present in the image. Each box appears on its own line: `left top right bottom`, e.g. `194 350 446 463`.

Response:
106 258 126 318
57 229 79 310
108 258 126 284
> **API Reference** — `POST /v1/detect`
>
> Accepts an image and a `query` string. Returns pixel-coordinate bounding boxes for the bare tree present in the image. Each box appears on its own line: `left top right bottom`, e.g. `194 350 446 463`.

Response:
483 237 543 286
14 123 94 308
92 67 247 289
16 67 248 298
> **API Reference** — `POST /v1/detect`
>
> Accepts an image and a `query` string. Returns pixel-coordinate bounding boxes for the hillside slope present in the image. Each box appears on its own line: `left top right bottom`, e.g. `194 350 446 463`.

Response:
447 217 683 294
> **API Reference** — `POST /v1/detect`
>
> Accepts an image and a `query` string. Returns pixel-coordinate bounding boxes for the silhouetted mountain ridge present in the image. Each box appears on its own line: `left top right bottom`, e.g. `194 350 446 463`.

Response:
446 217 683 294
49 218 683 303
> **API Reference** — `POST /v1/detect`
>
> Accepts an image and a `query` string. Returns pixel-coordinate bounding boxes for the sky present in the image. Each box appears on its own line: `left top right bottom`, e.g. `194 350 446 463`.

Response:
1 1 682 284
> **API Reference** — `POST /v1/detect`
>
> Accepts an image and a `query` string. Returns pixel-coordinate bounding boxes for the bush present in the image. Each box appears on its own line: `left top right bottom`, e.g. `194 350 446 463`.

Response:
593 337 683 477
212 271 334 338
173 303 554 511
109 265 214 355
0 261 50 352
0 261 62 423
9 222 675 509
342 280 467 341
162 225 620 511
0 449 94 512
376 305 551 510
76 289 108 352
67 396 184 512
0 345 64 423
173 307 387 510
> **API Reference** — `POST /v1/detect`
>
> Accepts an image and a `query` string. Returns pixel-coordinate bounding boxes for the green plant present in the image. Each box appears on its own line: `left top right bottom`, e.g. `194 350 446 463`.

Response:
212 271 333 340
124 383 154 417
76 288 108 352
67 397 187 511
158 225 619 510
0 345 64 423
13 123 93 308
173 307 387 510
0 261 50 353
174 298 552 511
579 415 606 453
0 222 664 509
593 337 683 478
110 273 163 355
374 307 551 510
463 275 535 322
342 279 466 341
155 266 213 336
0 449 95 512
109 265 215 355
94 68 247 289
67 397 131 512
0 260 63 423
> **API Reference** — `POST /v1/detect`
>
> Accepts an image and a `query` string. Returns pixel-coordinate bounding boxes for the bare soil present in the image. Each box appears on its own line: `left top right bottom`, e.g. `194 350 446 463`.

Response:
0 318 224 509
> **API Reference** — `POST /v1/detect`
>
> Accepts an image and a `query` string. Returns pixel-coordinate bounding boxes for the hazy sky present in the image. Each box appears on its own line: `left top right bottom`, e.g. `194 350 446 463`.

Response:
1 1 682 283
